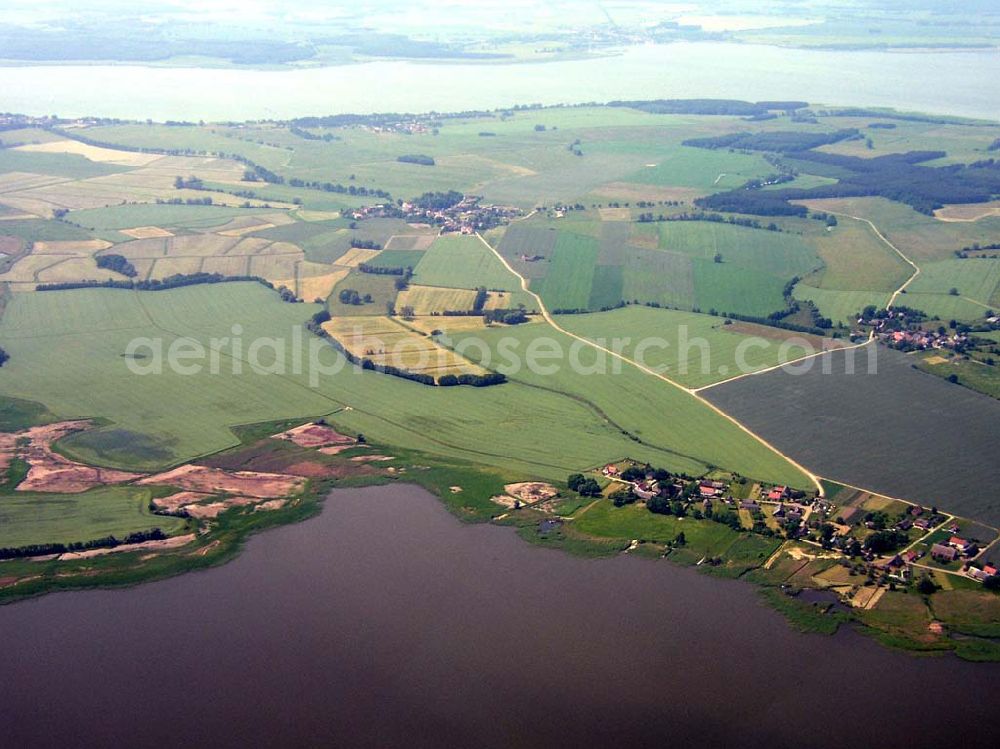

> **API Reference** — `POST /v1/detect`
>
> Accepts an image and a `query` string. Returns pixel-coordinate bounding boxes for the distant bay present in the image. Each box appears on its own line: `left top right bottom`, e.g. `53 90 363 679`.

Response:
1 42 997 121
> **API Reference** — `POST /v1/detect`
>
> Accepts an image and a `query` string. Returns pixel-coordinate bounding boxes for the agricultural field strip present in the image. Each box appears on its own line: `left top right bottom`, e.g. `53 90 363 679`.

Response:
699 213 921 392
689 332 875 393
474 231 824 495
822 209 921 308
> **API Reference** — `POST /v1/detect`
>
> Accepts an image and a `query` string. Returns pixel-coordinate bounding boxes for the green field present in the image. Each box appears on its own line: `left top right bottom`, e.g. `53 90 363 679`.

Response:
533 230 602 310
0 284 338 469
448 319 812 487
559 306 838 388
413 235 520 290
0 148 129 180
803 218 911 292
793 284 890 326
68 203 282 231
621 144 774 191
329 272 400 316
904 258 1000 318
0 282 808 487
573 500 741 555
657 221 821 278
0 486 185 548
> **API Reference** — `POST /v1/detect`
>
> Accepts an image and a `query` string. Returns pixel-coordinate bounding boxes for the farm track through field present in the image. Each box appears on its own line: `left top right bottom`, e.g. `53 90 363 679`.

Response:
475 232 826 495
824 210 921 309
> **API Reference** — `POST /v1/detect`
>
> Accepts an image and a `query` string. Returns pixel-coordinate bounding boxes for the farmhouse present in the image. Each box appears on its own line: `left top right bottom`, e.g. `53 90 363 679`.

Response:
967 565 998 582
931 543 959 563
948 536 972 553
634 481 658 501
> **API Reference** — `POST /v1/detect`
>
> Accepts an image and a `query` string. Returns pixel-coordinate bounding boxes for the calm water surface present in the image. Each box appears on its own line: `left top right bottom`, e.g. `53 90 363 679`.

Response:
1 484 996 748
2 42 997 121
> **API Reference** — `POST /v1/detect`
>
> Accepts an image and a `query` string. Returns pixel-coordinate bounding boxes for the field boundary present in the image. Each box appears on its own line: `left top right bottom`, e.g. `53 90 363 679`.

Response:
475 232 825 495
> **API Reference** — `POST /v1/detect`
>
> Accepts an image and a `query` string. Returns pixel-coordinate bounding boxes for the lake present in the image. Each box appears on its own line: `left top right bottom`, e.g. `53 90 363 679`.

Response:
1 42 997 121
0 484 996 748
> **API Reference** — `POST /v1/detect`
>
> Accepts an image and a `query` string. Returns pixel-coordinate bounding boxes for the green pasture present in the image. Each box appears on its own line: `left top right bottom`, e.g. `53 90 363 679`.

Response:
559 306 836 388
0 486 185 548
413 235 520 290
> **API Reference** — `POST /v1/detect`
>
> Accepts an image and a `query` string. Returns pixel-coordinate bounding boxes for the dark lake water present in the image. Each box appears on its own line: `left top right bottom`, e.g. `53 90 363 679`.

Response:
1 484 996 748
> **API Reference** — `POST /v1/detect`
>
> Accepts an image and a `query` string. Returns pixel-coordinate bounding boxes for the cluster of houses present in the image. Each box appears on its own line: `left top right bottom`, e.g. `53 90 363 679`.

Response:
351 196 521 233
930 535 979 563
361 120 430 135
855 307 977 352
880 328 969 352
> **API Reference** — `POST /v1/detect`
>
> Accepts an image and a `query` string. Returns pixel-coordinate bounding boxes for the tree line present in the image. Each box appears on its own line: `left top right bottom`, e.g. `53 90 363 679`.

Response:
0 528 167 560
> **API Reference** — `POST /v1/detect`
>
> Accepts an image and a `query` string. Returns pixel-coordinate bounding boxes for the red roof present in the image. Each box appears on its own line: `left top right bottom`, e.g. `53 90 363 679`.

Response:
984 565 997 576
949 536 969 547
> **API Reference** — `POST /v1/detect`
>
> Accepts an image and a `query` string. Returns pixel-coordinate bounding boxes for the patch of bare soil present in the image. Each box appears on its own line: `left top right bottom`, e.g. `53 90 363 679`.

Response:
152 491 214 513
272 422 355 448
0 421 143 493
183 499 255 519
138 464 305 498
57 533 196 560
281 461 341 478
254 499 287 512
349 454 394 462
504 482 559 505
490 494 519 508
318 444 367 455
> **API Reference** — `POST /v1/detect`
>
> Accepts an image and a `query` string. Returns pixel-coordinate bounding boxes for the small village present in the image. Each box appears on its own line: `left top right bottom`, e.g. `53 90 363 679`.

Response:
593 459 999 593
855 306 1000 353
351 195 522 233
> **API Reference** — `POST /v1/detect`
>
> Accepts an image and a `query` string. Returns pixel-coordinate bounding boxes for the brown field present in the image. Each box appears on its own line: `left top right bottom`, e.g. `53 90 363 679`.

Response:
0 238 123 287
150 256 205 277
120 226 174 239
272 422 355 448
385 234 436 251
0 421 142 493
322 315 487 376
138 464 305 498
14 139 162 166
336 247 381 268
201 255 251 276
152 491 215 513
598 207 631 221
0 151 292 216
102 233 308 285
593 182 704 203
395 284 478 315
33 239 112 254
295 209 341 222
934 200 1000 222
218 222 276 237
297 269 350 302
724 322 846 351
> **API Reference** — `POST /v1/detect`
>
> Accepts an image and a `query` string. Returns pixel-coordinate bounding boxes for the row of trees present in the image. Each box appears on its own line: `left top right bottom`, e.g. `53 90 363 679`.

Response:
0 528 167 560
37 272 275 293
